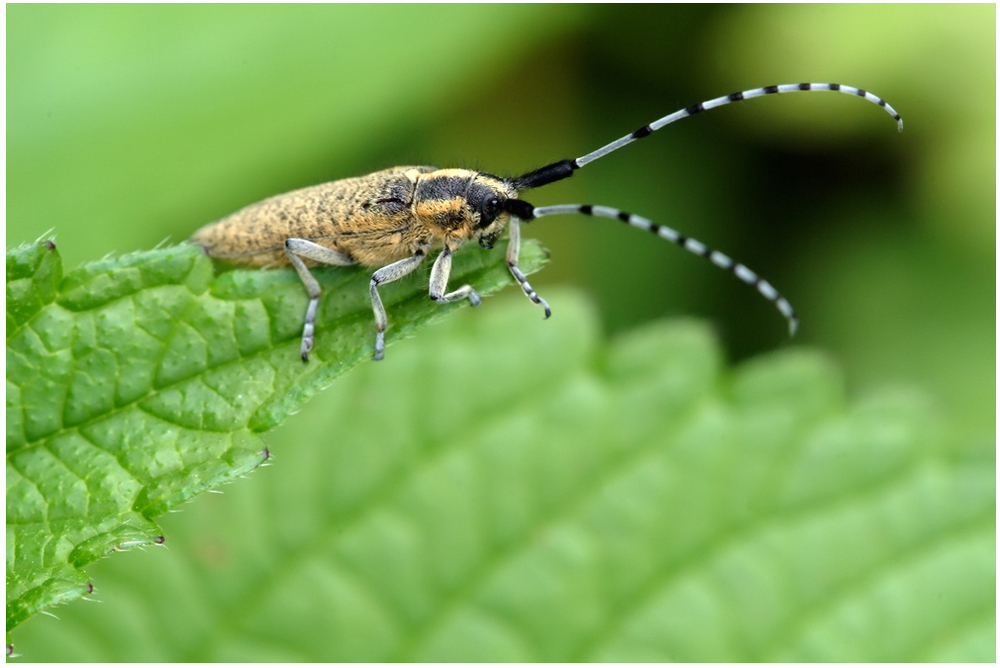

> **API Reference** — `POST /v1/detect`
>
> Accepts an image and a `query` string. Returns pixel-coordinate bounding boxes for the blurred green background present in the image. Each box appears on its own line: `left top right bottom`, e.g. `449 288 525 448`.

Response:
7 4 994 660
8 5 993 443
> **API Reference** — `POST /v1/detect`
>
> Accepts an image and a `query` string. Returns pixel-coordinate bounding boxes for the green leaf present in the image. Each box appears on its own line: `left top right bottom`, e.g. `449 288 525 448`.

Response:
5 238 547 635
9 290 993 661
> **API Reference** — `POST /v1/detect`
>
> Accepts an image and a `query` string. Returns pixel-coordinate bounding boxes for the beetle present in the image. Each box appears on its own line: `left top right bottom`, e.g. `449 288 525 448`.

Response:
191 82 902 361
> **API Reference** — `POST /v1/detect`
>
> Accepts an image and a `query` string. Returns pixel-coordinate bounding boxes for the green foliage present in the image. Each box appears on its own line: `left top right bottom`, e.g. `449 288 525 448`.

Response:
6 4 994 661
6 239 546 636
9 288 993 661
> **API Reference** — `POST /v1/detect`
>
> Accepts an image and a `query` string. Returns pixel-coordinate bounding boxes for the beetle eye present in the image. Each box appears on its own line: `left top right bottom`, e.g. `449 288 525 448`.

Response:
478 197 502 227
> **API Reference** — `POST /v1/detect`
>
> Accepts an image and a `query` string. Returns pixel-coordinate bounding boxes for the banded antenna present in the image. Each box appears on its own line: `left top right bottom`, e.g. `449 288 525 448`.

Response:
527 204 799 336
511 83 902 191
502 82 904 336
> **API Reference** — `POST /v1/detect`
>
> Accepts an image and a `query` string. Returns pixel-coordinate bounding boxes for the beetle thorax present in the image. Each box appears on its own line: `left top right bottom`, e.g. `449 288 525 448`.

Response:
411 169 516 245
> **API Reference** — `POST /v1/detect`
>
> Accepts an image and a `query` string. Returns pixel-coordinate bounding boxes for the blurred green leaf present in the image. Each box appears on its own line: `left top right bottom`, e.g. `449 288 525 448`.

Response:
5 238 546 635
10 290 992 661
799 213 995 446
6 4 583 268
708 4 994 249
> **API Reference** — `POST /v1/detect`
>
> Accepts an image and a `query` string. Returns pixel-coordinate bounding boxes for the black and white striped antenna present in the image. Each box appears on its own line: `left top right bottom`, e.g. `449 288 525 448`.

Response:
529 203 799 335
502 82 903 336
511 83 902 191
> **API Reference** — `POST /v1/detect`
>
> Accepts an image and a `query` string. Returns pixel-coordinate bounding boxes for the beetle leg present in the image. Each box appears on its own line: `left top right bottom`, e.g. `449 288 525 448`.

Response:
284 238 355 362
370 252 426 361
429 247 481 306
506 217 550 318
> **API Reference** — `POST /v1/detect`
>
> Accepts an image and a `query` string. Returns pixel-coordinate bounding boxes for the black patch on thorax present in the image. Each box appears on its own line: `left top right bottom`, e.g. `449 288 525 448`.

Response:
415 175 470 202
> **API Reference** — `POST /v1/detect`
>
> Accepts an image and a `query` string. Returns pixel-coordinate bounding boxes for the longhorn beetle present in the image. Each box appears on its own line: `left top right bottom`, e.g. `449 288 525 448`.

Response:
192 83 902 362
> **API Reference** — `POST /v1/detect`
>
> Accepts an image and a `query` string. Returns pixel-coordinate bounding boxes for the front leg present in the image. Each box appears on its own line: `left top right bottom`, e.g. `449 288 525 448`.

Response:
506 217 551 318
370 252 426 361
429 247 481 306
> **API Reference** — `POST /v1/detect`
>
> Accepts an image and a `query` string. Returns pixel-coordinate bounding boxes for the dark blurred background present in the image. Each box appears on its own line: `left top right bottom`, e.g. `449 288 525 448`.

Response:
8 4 994 444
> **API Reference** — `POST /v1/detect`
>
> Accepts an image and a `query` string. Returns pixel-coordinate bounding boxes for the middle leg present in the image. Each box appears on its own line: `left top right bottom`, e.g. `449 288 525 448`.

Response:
370 252 426 361
429 246 481 306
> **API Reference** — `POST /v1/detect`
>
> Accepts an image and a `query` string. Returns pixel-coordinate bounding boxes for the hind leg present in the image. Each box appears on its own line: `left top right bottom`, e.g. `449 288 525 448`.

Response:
284 239 354 362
